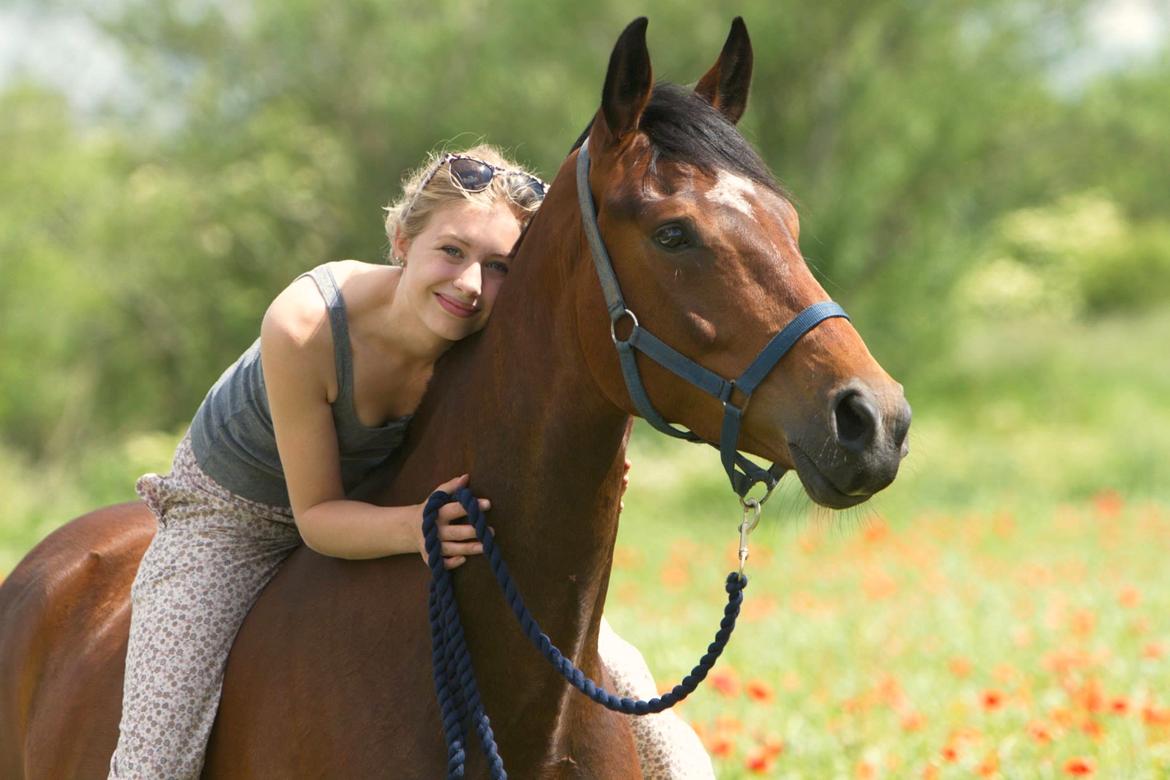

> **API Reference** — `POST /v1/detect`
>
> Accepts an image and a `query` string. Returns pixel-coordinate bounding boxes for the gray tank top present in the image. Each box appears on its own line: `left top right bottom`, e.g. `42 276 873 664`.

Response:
189 264 412 507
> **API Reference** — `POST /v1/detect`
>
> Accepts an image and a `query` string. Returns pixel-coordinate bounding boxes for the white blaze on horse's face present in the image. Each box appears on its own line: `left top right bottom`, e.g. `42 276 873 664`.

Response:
705 170 757 219
701 170 801 282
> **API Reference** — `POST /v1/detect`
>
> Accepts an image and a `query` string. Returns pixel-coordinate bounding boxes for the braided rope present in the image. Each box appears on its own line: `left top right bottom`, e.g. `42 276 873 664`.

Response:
423 487 748 779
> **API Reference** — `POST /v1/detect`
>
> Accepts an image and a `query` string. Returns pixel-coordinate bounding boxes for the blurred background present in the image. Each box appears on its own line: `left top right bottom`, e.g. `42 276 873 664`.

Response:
2 1 1169 775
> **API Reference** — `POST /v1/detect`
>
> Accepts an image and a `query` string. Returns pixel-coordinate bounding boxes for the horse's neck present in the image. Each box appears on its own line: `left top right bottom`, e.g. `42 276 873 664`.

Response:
423 189 632 736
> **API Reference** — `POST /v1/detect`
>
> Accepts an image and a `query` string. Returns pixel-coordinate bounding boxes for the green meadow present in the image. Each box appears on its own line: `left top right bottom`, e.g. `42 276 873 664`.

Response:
608 307 1170 778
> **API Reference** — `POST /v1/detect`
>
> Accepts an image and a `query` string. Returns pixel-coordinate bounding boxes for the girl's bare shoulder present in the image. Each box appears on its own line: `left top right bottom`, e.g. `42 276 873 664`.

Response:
261 265 342 399
265 267 332 349
327 259 401 320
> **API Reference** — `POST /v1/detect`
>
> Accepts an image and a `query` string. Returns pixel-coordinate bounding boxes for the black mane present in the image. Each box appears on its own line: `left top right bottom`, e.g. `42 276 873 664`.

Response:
571 81 779 192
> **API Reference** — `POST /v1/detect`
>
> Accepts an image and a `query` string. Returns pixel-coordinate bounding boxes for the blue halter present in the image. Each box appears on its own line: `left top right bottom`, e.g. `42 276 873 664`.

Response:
575 139 849 500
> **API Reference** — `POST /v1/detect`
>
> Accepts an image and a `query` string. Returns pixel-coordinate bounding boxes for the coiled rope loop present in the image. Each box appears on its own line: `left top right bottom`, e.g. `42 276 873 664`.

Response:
423 486 748 779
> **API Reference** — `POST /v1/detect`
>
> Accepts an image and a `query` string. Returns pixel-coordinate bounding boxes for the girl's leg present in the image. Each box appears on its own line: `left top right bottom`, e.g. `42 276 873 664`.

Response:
108 494 300 780
598 617 715 780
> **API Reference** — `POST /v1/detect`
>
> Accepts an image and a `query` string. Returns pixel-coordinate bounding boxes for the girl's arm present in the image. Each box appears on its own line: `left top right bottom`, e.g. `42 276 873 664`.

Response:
260 277 486 567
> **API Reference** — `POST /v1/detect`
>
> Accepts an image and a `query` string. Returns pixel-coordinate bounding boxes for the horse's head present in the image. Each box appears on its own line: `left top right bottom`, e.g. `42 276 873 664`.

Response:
574 18 911 509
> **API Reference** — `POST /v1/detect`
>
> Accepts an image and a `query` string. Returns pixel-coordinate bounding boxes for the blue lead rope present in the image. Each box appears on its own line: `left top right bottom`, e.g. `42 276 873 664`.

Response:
423 487 748 779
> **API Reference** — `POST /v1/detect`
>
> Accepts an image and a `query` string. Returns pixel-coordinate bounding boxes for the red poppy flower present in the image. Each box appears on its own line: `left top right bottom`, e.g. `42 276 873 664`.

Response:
745 747 775 775
977 751 1000 777
710 668 741 698
949 657 972 678
981 689 1005 711
746 679 774 703
708 734 734 758
1027 720 1055 743
901 711 925 732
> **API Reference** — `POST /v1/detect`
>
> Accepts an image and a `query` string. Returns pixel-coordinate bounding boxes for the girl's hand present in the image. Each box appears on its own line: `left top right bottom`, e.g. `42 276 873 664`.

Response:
419 474 491 570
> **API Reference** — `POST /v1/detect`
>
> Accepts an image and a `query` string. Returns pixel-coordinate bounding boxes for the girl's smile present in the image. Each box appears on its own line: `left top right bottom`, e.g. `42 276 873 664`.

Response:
434 292 480 318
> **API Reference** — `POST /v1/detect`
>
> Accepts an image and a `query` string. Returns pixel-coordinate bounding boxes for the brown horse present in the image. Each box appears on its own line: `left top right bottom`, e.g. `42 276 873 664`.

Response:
0 17 910 779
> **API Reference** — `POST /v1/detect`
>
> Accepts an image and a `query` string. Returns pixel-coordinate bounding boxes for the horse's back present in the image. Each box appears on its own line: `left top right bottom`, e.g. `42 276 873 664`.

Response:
205 549 445 777
0 502 154 779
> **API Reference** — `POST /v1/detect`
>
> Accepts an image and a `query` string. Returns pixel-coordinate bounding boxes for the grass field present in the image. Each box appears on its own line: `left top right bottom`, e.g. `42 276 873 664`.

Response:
611 436 1169 778
1 309 1168 777
605 309 1170 778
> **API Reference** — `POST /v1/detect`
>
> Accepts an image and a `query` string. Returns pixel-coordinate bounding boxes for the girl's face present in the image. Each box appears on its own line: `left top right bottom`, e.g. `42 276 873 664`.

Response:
395 199 521 344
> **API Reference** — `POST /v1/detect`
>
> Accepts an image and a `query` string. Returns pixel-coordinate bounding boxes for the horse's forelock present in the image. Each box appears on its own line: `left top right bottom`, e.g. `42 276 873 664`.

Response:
569 83 781 196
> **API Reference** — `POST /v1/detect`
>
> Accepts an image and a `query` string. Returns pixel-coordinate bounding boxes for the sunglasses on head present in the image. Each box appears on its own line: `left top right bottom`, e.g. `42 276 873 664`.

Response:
419 154 548 209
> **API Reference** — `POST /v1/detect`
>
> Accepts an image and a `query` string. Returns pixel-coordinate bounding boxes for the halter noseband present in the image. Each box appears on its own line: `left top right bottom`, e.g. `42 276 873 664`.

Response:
575 138 849 500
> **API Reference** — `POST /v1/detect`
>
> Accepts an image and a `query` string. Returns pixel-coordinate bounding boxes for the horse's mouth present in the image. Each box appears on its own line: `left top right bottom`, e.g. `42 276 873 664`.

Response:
789 444 872 510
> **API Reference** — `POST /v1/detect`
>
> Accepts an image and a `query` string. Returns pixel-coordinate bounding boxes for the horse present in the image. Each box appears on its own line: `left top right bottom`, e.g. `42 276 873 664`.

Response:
0 17 910 778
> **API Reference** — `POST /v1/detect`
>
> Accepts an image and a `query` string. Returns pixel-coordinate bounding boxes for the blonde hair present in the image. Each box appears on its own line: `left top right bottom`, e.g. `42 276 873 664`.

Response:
383 144 543 264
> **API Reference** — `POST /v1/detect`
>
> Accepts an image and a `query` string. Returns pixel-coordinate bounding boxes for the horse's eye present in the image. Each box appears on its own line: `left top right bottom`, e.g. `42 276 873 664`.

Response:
652 223 690 250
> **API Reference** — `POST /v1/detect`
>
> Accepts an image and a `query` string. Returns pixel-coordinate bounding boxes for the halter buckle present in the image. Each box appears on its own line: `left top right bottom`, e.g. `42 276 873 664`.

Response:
740 479 776 509
610 308 640 345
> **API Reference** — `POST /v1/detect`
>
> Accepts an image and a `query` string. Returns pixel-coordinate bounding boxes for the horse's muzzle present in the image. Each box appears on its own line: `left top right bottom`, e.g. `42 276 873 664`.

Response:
790 380 911 509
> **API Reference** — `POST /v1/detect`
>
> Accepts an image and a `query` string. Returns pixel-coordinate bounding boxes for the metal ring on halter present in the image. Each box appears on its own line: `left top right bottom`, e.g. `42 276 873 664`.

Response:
610 308 639 345
740 479 776 510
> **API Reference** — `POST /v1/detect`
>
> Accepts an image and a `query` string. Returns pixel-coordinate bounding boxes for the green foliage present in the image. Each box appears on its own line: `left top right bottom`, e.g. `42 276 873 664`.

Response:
956 193 1170 320
0 428 180 572
1081 224 1170 315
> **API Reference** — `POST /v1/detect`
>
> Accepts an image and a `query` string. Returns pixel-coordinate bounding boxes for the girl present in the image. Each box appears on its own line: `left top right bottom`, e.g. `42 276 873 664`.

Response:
110 144 712 779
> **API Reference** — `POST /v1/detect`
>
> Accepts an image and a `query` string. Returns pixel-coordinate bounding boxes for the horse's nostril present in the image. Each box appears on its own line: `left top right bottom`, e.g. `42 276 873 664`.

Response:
892 400 912 452
834 390 878 453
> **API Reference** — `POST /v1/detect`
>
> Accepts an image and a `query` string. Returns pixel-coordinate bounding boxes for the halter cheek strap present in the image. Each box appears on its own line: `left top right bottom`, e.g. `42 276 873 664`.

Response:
575 139 849 499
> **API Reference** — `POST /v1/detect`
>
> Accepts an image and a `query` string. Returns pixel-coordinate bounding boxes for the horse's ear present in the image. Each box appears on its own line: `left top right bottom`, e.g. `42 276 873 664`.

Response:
597 17 653 149
694 17 753 125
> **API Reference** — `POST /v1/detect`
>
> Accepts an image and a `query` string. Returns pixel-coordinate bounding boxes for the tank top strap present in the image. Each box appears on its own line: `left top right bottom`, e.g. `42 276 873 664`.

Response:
297 264 355 403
